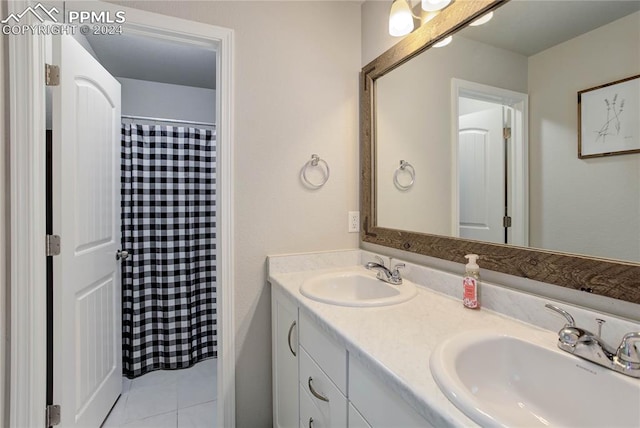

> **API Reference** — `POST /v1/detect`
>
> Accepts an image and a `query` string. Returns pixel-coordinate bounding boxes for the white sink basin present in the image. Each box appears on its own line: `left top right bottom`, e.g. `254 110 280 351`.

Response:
430 331 640 428
300 269 417 307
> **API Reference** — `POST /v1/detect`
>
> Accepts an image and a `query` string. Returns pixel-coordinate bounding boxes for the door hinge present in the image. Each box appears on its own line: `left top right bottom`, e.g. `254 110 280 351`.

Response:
503 127 512 140
46 234 61 256
503 216 512 228
46 404 61 427
45 64 60 86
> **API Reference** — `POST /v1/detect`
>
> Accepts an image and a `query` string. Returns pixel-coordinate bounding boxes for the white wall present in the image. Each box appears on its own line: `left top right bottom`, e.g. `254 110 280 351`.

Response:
375 35 527 235
528 11 640 261
117 77 216 124
109 2 361 427
361 0 397 66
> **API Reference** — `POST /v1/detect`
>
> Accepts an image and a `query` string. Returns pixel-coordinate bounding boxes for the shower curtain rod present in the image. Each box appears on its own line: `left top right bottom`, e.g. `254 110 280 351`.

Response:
121 114 216 127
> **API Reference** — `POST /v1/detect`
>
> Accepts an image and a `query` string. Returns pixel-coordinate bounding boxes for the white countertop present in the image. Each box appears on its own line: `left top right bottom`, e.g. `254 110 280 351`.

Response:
269 261 561 427
268 249 640 426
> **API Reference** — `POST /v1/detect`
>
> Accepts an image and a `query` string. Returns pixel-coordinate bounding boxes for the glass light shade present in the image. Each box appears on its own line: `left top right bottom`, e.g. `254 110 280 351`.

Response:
470 11 494 26
389 0 414 37
421 0 451 12
433 35 452 48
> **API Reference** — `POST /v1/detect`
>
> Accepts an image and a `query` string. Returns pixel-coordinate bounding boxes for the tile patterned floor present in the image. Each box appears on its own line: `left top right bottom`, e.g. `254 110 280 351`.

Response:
102 358 217 428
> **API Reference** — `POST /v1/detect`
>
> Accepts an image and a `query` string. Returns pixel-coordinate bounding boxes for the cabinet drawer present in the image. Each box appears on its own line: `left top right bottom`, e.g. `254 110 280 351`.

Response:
299 386 330 428
299 312 347 393
299 347 347 428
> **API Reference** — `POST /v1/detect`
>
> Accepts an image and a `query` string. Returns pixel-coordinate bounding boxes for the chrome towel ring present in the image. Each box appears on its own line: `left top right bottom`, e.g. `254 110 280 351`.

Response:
301 154 330 189
394 160 415 190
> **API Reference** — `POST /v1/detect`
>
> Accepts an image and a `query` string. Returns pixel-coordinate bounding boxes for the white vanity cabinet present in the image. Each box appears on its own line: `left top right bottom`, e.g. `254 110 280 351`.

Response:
349 356 434 428
348 403 372 428
299 348 347 428
271 288 431 428
272 287 299 428
299 312 348 428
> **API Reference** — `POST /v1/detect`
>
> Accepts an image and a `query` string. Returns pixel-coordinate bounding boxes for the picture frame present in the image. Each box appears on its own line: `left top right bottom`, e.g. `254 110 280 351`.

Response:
578 74 640 159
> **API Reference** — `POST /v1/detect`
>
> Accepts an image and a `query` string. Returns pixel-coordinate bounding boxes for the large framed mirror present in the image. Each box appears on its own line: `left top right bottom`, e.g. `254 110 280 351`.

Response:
360 0 640 304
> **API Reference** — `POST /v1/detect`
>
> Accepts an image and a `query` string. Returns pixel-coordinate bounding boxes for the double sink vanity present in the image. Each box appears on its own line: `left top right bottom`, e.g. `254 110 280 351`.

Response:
268 250 640 428
269 2 640 426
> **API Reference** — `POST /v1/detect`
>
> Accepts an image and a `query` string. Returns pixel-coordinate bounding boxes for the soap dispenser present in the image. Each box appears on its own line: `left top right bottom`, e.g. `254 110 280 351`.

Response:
463 254 480 309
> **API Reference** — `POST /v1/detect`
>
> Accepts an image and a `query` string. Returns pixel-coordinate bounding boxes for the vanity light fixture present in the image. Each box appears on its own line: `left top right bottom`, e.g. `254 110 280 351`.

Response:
469 11 494 26
389 0 453 37
421 0 451 12
389 0 415 37
433 35 452 48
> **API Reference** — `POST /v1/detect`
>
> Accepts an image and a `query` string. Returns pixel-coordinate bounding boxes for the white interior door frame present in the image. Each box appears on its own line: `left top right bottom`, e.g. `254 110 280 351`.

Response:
7 2 48 426
451 78 529 246
7 1 235 426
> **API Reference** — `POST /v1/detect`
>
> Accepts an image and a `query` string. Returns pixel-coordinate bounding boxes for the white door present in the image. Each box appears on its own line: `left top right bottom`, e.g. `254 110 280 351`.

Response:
458 103 505 243
51 34 122 427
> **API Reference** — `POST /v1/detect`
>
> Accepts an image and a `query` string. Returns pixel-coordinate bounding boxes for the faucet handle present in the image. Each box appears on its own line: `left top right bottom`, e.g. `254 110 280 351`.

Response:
392 262 405 271
374 255 385 266
616 332 640 369
545 303 576 327
391 263 405 278
595 318 606 338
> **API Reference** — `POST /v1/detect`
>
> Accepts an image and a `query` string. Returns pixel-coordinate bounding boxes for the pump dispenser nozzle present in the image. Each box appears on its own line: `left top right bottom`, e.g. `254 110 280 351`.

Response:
464 254 479 271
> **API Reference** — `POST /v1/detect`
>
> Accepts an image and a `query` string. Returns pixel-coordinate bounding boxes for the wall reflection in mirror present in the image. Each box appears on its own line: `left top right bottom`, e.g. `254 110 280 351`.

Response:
374 0 640 263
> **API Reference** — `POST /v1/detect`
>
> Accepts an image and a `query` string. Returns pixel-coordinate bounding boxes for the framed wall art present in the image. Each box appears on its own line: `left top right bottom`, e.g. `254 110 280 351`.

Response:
578 74 640 159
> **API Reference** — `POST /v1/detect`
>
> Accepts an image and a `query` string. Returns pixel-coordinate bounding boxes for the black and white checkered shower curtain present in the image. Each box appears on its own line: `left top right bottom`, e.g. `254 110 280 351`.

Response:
121 123 217 378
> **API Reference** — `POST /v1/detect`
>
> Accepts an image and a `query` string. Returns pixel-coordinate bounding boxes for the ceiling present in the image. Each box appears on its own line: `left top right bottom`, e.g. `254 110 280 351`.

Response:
462 0 640 57
86 31 217 89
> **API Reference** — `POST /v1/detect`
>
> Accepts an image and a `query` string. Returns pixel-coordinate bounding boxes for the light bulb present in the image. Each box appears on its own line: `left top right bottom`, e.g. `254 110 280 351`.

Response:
470 11 493 27
389 0 414 37
433 35 452 48
421 0 451 12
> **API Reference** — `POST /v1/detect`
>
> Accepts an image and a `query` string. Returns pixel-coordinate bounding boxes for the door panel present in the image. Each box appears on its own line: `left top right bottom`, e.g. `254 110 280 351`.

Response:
458 105 505 243
74 79 115 251
459 129 490 229
52 34 122 427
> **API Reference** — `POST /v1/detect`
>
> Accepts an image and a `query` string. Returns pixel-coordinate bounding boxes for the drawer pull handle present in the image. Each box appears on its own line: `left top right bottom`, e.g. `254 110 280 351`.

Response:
308 377 329 402
309 417 314 428
287 321 297 357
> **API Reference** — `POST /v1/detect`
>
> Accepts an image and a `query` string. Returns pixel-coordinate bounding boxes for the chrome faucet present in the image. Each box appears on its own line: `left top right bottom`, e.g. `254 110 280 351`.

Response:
545 304 640 378
365 256 404 285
